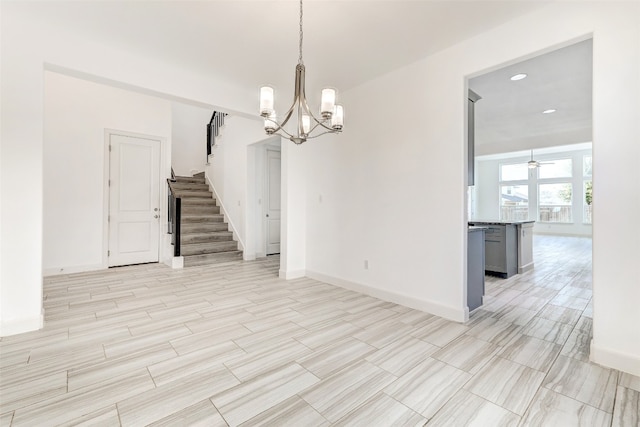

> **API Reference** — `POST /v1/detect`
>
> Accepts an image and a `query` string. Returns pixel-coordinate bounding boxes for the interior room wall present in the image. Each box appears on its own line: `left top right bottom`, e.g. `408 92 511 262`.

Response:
171 103 211 177
43 71 172 275
304 2 640 375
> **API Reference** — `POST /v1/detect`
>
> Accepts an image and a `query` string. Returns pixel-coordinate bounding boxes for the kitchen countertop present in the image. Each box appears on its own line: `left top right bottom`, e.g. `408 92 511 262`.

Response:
468 220 535 226
468 226 489 231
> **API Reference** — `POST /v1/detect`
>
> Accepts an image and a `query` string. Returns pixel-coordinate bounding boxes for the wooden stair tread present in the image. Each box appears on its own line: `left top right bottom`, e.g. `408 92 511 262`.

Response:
171 172 243 265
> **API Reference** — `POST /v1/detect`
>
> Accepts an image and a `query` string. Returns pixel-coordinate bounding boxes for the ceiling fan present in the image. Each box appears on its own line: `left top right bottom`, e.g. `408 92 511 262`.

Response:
528 149 554 169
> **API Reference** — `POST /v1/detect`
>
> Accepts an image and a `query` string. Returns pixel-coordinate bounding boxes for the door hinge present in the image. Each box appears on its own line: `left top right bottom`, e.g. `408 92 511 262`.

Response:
107 250 110 256
108 179 111 187
108 215 110 222
109 145 112 152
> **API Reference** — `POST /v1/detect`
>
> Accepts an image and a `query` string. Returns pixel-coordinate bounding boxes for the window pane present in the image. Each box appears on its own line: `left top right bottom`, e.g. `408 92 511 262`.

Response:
539 183 572 222
583 155 592 176
500 185 528 221
584 180 593 224
539 159 572 179
500 163 528 181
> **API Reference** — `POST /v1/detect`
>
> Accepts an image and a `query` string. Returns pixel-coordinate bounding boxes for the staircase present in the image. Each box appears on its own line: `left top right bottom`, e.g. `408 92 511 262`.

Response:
170 174 243 267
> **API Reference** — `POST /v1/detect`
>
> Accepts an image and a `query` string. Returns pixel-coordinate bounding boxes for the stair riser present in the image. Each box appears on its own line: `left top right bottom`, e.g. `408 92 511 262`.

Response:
182 206 221 214
175 177 205 183
181 243 239 256
173 188 211 194
175 192 213 198
182 217 224 223
181 235 233 244
181 199 216 206
181 224 229 233
183 251 243 267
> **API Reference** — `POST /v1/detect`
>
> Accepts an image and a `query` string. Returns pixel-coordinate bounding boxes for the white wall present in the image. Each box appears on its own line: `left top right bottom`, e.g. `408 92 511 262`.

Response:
474 147 593 237
43 72 172 275
171 103 211 177
304 2 640 375
204 116 268 257
0 2 254 335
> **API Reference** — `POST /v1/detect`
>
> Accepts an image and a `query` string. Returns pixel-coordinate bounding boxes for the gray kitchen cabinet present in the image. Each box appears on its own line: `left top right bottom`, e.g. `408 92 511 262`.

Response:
482 224 518 278
468 90 481 186
517 222 534 273
467 227 486 311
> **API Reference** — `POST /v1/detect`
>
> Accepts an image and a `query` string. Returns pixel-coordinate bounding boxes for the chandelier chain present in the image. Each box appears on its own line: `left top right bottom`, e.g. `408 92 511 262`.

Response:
298 0 304 65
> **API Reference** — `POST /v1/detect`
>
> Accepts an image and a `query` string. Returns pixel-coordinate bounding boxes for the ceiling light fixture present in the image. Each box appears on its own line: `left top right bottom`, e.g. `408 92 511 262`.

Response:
259 0 344 145
542 109 557 114
510 73 527 81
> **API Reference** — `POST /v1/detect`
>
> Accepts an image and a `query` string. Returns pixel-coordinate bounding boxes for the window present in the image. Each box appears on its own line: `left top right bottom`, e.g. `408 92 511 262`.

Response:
584 155 592 223
494 151 591 226
501 163 529 181
539 158 572 179
501 185 529 220
499 162 529 221
539 183 572 222
584 181 593 224
583 155 592 176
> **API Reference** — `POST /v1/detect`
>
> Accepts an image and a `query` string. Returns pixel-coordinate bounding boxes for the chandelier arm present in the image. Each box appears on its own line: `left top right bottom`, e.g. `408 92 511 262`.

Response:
307 114 337 133
303 129 340 140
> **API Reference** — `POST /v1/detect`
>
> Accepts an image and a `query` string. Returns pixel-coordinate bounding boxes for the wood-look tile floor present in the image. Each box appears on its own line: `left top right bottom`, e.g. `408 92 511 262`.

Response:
1 236 638 426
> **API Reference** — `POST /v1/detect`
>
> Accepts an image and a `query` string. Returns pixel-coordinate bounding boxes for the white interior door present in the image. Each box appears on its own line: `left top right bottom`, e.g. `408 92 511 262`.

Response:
108 133 160 267
265 148 281 255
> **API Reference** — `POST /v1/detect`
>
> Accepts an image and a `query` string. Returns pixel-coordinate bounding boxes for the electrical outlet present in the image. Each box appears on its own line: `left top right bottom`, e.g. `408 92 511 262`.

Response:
364 260 369 270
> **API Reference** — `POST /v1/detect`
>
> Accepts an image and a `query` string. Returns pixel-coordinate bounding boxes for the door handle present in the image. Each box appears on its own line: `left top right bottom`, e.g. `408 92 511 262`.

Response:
154 208 159 212
266 214 269 218
154 215 159 219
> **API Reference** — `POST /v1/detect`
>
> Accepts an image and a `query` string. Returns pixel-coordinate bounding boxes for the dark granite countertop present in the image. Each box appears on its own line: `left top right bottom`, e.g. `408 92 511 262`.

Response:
468 220 535 226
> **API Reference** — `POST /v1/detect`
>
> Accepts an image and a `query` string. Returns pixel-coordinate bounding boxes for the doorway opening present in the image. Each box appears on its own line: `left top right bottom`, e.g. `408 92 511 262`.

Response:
465 38 593 320
247 137 282 260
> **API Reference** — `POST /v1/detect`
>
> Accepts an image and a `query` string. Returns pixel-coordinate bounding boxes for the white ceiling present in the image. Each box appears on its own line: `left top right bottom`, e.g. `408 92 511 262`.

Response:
23 0 591 147
470 38 593 154
26 1 549 95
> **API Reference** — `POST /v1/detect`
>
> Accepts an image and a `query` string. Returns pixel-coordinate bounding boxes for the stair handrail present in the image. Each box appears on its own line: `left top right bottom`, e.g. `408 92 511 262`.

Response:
207 111 228 160
167 179 181 256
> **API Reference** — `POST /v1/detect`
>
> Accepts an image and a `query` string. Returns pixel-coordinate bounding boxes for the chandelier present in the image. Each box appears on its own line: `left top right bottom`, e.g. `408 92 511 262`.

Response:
259 0 344 145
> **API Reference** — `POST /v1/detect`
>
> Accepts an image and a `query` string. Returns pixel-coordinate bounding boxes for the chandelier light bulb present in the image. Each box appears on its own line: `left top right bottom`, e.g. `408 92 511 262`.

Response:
331 105 344 130
260 86 274 117
302 115 311 135
320 88 336 118
264 111 277 134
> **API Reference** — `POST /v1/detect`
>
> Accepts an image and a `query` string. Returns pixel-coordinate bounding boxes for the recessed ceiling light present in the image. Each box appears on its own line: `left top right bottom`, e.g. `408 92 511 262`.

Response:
542 109 557 114
510 73 527 81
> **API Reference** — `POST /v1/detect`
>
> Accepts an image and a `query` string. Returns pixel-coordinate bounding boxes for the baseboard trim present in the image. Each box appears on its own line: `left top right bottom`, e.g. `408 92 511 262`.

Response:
0 310 44 337
590 340 640 376
306 270 467 322
43 263 107 277
518 262 534 274
279 269 306 280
